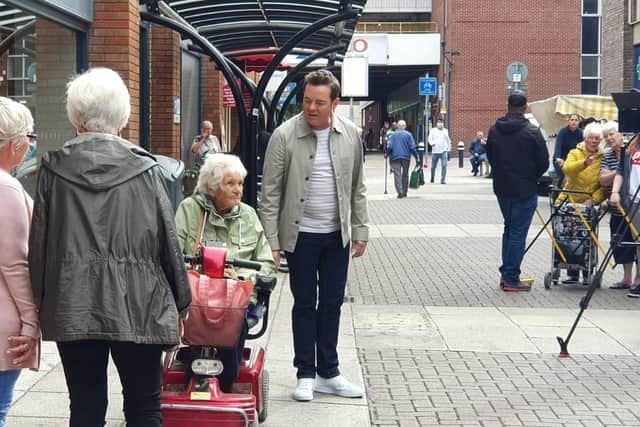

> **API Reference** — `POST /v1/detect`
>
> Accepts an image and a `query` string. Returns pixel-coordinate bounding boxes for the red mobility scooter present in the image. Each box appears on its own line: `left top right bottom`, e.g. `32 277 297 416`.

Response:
161 246 277 426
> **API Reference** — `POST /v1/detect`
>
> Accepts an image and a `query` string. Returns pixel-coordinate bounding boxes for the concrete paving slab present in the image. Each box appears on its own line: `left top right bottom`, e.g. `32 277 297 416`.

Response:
428 307 539 353
354 329 447 350
6 418 124 426
456 224 503 237
352 305 432 330
500 307 596 327
584 309 640 355
376 224 425 238
528 326 632 355
9 390 124 421
416 224 468 237
261 402 370 427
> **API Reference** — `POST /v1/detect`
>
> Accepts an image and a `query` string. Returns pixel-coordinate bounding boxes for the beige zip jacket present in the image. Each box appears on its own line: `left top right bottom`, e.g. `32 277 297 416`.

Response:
259 113 369 253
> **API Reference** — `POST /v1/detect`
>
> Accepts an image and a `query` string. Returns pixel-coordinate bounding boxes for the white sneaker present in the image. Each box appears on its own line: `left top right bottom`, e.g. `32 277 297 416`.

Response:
292 378 314 401
314 375 364 398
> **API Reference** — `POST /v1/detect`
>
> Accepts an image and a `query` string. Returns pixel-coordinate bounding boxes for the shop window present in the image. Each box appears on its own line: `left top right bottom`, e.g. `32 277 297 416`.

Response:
630 0 640 24
581 79 599 95
583 0 599 14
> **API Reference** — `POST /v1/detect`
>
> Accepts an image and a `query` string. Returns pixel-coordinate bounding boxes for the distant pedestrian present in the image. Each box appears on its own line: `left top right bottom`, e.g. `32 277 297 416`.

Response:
553 114 582 187
428 119 451 184
29 68 191 426
469 131 487 176
486 93 549 292
386 120 419 198
191 120 222 168
380 120 391 151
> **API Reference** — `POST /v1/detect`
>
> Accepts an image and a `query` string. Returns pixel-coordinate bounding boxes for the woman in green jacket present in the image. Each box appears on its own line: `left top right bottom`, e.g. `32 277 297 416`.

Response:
175 153 275 392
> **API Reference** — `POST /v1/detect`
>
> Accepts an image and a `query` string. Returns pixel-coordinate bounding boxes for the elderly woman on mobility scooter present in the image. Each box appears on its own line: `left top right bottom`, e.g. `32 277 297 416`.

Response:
174 153 276 393
556 121 606 284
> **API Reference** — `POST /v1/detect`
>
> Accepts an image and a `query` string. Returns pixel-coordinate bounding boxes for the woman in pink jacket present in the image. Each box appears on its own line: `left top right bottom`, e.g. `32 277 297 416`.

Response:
0 97 40 426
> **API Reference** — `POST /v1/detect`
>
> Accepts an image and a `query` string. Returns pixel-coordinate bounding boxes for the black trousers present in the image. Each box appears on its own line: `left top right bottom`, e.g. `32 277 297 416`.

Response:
57 340 163 427
285 231 350 379
610 212 637 265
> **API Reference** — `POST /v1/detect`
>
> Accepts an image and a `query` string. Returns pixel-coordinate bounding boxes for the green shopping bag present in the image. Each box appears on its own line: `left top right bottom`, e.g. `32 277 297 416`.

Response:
409 165 421 189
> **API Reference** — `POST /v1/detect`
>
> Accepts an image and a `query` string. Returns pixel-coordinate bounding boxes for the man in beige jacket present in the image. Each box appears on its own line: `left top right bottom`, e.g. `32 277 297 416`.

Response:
260 70 369 402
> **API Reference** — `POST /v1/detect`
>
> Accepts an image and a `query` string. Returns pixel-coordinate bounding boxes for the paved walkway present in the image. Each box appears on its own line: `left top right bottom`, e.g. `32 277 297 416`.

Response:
8 152 640 427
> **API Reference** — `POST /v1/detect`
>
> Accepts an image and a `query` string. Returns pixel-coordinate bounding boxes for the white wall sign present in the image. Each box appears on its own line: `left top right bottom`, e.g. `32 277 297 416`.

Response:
347 34 388 65
348 33 440 66
341 55 369 97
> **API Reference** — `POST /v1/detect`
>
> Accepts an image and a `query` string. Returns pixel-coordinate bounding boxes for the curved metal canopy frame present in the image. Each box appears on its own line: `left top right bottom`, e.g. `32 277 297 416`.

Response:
266 44 345 132
0 20 35 56
140 8 249 160
245 8 359 206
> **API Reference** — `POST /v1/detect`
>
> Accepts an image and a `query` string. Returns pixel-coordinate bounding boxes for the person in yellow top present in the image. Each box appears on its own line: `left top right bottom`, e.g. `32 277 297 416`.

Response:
556 122 605 284
558 122 606 207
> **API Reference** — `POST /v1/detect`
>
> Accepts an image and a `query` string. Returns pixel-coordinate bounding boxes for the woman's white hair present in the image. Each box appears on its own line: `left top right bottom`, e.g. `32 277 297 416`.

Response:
583 122 603 139
196 153 247 194
602 121 619 135
0 97 33 149
66 67 131 135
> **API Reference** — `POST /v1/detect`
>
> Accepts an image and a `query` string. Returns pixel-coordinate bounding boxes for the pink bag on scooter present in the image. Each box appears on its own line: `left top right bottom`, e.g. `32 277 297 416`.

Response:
182 270 254 348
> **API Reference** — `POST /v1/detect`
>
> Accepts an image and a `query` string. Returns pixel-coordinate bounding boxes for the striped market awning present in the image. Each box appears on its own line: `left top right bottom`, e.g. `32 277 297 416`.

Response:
554 95 618 122
529 95 619 136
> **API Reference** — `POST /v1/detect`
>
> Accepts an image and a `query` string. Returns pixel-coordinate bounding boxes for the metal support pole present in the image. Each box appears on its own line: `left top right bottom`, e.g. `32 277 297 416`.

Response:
446 61 452 132
140 9 247 158
349 97 354 123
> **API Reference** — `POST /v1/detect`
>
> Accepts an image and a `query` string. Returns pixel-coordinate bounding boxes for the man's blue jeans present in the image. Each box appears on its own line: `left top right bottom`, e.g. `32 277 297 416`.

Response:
285 231 350 379
430 152 447 183
497 194 538 283
0 369 20 427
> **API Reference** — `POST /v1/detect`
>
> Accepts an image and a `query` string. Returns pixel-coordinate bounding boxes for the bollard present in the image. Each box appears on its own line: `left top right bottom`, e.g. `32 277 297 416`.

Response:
457 141 465 168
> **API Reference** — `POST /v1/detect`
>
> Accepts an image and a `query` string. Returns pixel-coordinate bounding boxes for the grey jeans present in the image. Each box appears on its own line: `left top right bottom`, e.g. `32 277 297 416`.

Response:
390 158 410 195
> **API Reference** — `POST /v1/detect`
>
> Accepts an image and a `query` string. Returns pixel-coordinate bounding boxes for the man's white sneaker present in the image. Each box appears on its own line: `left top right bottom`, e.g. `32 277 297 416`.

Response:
292 378 314 401
314 375 364 398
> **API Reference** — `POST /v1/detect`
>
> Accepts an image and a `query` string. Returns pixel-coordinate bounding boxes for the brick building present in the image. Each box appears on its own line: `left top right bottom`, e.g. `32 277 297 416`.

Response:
601 0 638 94
0 0 243 166
431 0 582 145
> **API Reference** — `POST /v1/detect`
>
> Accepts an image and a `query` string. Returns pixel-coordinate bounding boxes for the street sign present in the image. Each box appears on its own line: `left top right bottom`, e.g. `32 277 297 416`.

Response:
419 77 437 96
506 61 528 83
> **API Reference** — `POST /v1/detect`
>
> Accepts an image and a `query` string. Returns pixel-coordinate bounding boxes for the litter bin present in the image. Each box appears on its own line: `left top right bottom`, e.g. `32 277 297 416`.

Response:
457 141 465 168
155 154 185 212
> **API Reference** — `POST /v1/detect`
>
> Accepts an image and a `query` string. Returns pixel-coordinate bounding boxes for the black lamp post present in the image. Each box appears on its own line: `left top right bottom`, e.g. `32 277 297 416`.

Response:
443 50 461 132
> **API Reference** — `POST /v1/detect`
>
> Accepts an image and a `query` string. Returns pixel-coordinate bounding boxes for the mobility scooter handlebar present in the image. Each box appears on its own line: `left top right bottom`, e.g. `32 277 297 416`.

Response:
183 254 262 271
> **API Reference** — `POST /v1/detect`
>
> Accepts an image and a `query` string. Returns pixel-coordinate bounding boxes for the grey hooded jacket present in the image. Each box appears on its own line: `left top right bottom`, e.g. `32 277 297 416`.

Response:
28 133 191 345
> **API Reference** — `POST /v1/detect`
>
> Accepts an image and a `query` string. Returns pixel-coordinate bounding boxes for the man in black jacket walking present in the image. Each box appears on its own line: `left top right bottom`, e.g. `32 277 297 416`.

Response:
486 93 549 292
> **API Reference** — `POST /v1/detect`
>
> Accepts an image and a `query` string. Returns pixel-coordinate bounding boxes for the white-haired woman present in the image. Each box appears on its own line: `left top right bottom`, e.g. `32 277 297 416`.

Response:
600 121 639 289
557 122 606 283
174 153 275 392
0 97 39 426
28 68 191 426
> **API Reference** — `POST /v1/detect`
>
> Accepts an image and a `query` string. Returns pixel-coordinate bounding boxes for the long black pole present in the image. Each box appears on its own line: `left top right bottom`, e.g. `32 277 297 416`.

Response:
558 138 640 356
266 44 345 131
247 9 359 207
